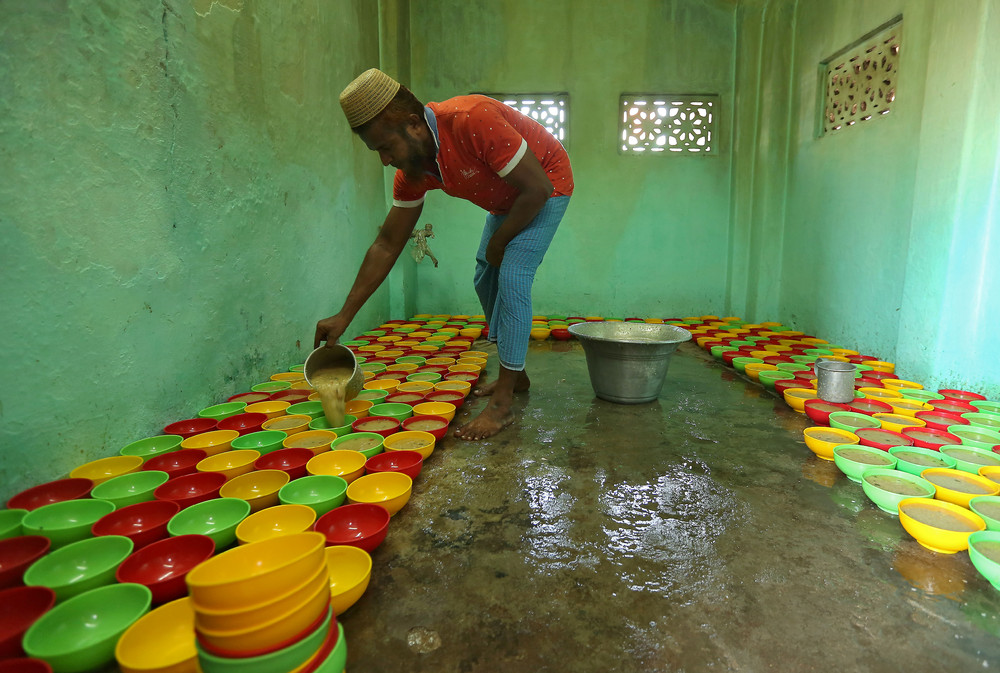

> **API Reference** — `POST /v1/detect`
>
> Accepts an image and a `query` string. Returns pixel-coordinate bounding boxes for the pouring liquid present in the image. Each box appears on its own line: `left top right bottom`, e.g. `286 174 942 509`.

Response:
311 365 353 427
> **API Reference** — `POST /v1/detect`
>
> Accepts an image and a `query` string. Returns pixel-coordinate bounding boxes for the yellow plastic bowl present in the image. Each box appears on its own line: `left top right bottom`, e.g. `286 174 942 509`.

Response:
196 450 261 482
425 357 456 366
865 360 896 374
193 562 328 632
898 497 986 553
386 363 418 374
219 469 291 512
363 379 399 394
830 348 860 357
235 504 317 545
282 429 337 455
115 597 197 673
885 398 932 418
396 381 434 394
459 350 489 359
980 465 1000 486
921 468 1000 508
270 372 305 383
412 401 456 423
803 427 860 461
744 362 777 382
448 364 481 375
345 400 373 419
783 387 818 413
346 472 413 516
458 356 487 367
262 415 312 436
383 430 436 460
872 412 926 434
244 401 291 420
185 531 326 611
324 545 372 616
434 380 472 397
882 378 923 391
180 429 240 456
290 380 313 391
858 387 903 400
357 344 385 353
307 450 367 483
70 455 144 486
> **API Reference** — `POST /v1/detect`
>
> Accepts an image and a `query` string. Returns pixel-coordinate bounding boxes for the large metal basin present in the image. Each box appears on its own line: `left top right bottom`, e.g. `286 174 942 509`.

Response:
567 322 692 403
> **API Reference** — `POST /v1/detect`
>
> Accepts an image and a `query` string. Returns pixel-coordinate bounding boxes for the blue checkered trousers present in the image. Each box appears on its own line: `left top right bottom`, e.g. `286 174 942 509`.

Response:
474 195 571 371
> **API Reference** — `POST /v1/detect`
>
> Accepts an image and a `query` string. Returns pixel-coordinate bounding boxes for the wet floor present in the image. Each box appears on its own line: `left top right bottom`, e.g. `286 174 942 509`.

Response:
341 340 1000 672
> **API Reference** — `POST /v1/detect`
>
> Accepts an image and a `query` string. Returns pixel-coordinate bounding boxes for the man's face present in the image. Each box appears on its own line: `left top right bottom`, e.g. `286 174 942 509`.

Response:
361 117 431 181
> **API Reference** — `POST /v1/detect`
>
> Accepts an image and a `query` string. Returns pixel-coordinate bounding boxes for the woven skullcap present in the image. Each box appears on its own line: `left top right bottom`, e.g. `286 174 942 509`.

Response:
339 68 401 128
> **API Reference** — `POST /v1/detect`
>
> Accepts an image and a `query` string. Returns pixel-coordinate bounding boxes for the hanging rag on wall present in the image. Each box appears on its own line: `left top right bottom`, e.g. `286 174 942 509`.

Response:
410 223 438 267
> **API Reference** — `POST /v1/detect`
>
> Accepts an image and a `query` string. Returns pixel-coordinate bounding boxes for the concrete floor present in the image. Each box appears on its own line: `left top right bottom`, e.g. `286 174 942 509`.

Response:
340 339 1000 672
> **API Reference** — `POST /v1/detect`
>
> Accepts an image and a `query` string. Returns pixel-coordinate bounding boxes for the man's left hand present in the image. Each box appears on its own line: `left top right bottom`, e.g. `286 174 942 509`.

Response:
486 236 506 267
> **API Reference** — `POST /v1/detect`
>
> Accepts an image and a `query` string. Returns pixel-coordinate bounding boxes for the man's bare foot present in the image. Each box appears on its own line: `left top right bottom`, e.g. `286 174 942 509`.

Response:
473 370 530 397
454 404 516 441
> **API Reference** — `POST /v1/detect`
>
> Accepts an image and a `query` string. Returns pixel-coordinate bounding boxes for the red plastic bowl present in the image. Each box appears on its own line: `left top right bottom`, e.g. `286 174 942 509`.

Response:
856 377 885 389
6 479 93 511
930 398 978 415
0 586 56 659
0 537 51 591
900 427 961 450
217 412 268 436
423 390 465 406
915 409 969 431
773 378 803 397
153 471 225 510
365 450 423 481
91 500 180 550
115 534 215 605
0 659 53 673
351 416 400 438
385 392 426 406
142 449 207 480
314 503 390 553
401 414 450 440
253 447 313 481
551 328 572 341
804 399 851 426
846 398 894 416
855 427 913 451
162 417 217 439
938 388 987 402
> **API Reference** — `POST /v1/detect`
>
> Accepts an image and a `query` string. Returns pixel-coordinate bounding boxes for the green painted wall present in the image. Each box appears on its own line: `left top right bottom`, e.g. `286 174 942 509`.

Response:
0 0 389 501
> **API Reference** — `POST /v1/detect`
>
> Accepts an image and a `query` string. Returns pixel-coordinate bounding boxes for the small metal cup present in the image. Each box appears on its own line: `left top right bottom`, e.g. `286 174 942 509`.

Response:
815 360 857 403
304 344 363 402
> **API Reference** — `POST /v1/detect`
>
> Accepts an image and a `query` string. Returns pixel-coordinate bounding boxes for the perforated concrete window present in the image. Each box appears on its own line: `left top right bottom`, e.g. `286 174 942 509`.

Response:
821 16 902 134
620 95 718 154
484 94 568 145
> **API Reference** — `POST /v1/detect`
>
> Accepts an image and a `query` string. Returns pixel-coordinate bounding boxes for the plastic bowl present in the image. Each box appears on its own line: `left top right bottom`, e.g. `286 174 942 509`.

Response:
0 659 53 673
344 400 374 419
0 510 26 540
167 498 251 552
120 436 183 462
888 446 957 477
802 427 859 461
254 448 314 481
115 535 216 605
981 465 1000 487
154 471 226 510
308 415 357 437
433 380 472 397
69 455 144 486
329 432 384 459
422 391 464 407
921 468 1000 507
306 450 367 484
350 416 400 438
24 535 133 602
246 401 293 420
196 450 261 482
141 449 208 481
860 468 935 514
939 444 1000 474
803 400 851 426
324 545 372 615
217 413 268 437
365 450 423 481
854 427 913 451
782 388 817 413
313 503 390 553
367 403 413 423
184 532 327 612
231 431 288 456
91 500 180 551
949 425 1000 451
0 586 57 659
7 480 94 512
198 402 247 421
832 444 896 483
282 430 338 456
22 582 152 673
235 505 317 546
0 537 51 591
278 476 349 517
260 417 310 440
898 497 986 553
900 427 962 450
382 430 436 460
401 415 450 440
969 496 1000 532
412 401 457 423
872 412 925 434
114 596 197 673
286 402 325 420
968 530 1000 589
180 430 240 457
219 470 290 513
21 499 115 550
91 471 170 510
345 472 413 516
828 411 881 433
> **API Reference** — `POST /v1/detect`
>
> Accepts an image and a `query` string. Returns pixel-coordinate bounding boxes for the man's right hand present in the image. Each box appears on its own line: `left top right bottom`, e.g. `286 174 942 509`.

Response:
314 313 350 349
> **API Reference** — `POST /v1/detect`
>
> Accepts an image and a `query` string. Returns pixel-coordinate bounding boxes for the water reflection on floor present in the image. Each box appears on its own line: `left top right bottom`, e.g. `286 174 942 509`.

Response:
340 342 1000 672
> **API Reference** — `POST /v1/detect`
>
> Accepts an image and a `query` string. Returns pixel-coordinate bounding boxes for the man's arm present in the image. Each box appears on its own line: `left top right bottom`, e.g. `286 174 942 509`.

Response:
314 204 423 347
485 150 554 267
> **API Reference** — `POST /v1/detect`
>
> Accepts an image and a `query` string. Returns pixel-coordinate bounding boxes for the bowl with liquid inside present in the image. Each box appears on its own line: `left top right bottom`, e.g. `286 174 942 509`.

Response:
382 430 436 460
969 496 1000 532
282 429 337 455
329 432 385 459
921 468 1000 507
828 411 881 433
861 468 935 514
898 497 986 553
938 444 1000 474
888 446 957 477
968 530 1000 588
803 427 859 461
833 445 897 483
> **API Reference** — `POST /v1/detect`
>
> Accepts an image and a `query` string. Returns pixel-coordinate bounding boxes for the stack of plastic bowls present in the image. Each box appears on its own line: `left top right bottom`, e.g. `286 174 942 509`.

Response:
184 532 342 670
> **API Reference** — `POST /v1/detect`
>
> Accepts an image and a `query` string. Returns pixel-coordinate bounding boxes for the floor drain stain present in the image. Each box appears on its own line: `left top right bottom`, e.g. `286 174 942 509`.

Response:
407 626 442 653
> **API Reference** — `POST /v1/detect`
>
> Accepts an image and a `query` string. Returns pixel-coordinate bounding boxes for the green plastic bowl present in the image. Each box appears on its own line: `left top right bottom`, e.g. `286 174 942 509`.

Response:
288 364 305 373
330 432 385 459
286 401 325 420
948 425 1000 451
396 356 426 365
963 412 1000 431
119 436 182 461
889 446 958 476
968 530 1000 590
791 355 819 364
969 496 1000 532
23 535 133 601
231 430 287 455
406 372 442 383
90 471 170 509
23 582 152 673
861 468 935 514
354 390 388 404
315 623 347 673
22 499 116 549
732 357 762 374
368 403 414 422
829 411 881 432
710 346 737 360
166 497 250 551
775 363 810 373
278 475 349 516
970 400 1000 416
360 362 387 374
938 444 1000 474
198 402 247 421
250 381 291 393
899 388 945 402
309 415 357 436
832 445 896 483
0 508 27 540
195 607 333 673
757 370 795 390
